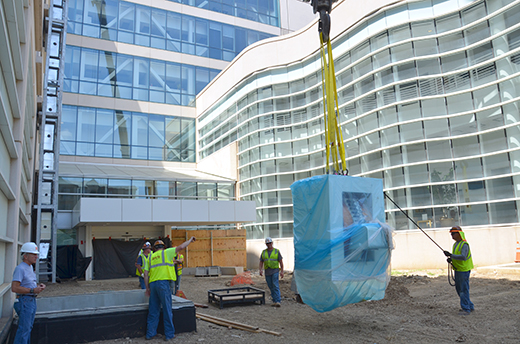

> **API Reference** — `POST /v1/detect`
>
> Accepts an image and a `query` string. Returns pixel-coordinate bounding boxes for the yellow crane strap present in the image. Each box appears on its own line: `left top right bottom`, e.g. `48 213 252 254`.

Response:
319 33 347 174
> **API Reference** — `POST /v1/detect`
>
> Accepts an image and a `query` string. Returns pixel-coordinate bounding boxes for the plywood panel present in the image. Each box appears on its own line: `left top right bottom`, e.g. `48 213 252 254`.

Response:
170 229 246 268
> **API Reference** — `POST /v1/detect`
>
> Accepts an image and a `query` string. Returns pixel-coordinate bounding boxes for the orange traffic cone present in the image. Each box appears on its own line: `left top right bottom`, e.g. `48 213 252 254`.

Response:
176 290 187 299
516 241 520 263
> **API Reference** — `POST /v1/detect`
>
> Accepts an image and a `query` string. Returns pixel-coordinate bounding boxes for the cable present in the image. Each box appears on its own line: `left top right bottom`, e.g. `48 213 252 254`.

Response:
384 192 445 252
447 261 456 286
384 192 457 287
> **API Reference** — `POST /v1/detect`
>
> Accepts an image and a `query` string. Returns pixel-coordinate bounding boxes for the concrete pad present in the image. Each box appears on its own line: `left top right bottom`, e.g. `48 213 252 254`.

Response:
220 266 244 275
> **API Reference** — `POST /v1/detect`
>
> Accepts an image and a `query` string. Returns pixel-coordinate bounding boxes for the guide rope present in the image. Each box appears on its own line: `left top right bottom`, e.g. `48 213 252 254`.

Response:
384 192 455 285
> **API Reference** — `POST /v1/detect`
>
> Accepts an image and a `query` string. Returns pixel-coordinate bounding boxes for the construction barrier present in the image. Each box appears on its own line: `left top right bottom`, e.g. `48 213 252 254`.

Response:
515 241 520 263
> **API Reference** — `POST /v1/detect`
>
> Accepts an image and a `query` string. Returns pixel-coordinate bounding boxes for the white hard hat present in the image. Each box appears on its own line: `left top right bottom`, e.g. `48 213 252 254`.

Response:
265 237 273 244
21 242 39 254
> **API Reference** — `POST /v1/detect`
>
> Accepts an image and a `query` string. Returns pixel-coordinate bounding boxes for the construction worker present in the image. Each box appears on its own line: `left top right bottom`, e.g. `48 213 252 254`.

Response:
136 242 152 289
444 226 475 315
259 237 284 307
144 237 196 341
173 253 184 295
11 242 46 344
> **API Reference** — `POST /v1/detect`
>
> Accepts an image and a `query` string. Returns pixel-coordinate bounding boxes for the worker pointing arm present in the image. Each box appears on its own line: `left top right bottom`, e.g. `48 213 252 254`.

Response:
144 236 196 341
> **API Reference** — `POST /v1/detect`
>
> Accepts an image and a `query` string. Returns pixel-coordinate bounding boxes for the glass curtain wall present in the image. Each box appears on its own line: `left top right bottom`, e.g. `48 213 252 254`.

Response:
166 0 280 26
61 105 196 161
67 0 274 62
64 46 220 106
198 0 520 239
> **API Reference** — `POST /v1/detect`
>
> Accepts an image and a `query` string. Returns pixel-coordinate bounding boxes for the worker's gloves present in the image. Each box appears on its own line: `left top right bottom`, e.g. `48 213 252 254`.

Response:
447 258 452 264
443 250 452 257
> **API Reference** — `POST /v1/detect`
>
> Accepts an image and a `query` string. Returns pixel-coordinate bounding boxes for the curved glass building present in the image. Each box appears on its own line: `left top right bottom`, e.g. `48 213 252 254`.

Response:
197 0 520 247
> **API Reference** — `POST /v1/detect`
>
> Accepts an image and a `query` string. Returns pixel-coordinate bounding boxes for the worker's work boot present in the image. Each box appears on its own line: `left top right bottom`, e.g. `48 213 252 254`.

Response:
272 302 281 307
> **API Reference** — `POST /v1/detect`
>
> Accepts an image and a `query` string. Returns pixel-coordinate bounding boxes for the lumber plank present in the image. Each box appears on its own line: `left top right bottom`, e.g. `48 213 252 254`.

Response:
196 314 260 333
196 313 281 336
196 313 258 330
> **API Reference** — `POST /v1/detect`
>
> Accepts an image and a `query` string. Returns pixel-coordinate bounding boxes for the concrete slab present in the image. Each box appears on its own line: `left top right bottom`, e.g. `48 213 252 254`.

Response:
10 290 196 344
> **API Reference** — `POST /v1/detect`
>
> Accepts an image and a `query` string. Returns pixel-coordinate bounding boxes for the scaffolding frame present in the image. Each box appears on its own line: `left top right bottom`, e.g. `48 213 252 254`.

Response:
34 0 68 283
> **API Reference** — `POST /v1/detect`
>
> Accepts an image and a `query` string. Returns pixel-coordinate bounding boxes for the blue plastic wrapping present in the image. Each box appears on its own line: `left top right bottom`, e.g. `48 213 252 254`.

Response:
291 175 394 313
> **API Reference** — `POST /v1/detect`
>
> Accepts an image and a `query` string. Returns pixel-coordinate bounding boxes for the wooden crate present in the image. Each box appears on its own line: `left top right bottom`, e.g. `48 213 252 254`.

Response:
170 229 246 268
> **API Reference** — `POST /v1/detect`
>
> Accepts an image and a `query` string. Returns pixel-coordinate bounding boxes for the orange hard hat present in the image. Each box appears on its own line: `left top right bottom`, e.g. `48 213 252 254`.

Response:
450 226 462 233
153 240 165 248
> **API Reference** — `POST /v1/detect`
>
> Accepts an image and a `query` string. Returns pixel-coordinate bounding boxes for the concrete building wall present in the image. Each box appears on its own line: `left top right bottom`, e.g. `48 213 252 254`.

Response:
197 142 238 181
0 0 43 328
246 226 520 271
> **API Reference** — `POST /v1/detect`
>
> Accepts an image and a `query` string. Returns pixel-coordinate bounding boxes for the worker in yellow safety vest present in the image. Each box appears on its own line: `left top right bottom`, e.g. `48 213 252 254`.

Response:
136 242 152 289
259 237 284 307
173 253 184 295
144 237 196 341
444 226 474 315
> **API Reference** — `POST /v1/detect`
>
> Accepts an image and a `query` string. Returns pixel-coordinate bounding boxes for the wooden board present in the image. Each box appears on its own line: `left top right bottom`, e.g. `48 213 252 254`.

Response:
170 229 246 268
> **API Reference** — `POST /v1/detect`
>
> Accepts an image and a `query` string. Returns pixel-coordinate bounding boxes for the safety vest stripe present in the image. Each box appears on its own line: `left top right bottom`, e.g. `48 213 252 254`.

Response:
262 249 279 269
150 250 175 268
262 249 279 260
455 241 472 259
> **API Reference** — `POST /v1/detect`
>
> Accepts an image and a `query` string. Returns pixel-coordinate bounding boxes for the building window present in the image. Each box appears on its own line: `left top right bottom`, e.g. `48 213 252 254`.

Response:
64 46 220 106
58 178 236 210
61 105 196 162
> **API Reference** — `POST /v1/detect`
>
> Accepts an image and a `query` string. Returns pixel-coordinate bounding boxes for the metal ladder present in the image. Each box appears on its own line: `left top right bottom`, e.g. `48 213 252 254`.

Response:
34 0 68 283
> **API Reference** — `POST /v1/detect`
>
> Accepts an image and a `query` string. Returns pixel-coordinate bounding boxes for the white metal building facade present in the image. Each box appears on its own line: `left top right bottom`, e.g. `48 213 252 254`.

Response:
197 0 520 269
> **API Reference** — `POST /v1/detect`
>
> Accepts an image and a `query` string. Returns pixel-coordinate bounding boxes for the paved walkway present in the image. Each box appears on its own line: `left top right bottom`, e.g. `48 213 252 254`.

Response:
476 263 520 276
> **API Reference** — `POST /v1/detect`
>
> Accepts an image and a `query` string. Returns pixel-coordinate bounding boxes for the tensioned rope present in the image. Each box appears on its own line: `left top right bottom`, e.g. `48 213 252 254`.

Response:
319 32 347 175
384 192 456 286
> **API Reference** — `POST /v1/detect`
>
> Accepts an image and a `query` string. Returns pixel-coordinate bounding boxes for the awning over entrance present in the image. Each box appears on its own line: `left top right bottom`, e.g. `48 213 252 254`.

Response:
59 161 235 182
72 198 256 227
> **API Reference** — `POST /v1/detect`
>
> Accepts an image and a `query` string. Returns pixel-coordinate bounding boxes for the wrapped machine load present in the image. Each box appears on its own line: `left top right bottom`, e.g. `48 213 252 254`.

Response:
291 175 394 312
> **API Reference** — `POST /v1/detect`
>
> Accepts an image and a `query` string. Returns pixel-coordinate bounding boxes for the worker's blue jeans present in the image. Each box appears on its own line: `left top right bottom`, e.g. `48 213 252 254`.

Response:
139 276 145 289
455 270 474 312
13 296 36 344
265 272 281 303
147 280 175 340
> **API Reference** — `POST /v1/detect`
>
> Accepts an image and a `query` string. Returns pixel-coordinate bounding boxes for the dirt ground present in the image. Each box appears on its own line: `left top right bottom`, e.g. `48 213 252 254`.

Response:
41 269 520 344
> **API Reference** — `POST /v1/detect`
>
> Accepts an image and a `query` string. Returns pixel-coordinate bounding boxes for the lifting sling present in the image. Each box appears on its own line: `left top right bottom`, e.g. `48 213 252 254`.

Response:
319 28 347 174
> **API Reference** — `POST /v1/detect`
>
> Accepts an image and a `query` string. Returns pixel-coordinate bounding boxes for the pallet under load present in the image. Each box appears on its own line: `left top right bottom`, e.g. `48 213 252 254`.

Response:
208 286 265 309
9 290 196 344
